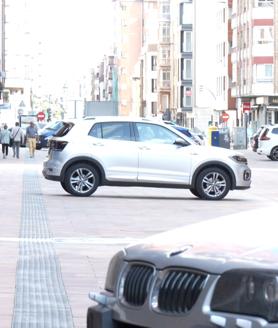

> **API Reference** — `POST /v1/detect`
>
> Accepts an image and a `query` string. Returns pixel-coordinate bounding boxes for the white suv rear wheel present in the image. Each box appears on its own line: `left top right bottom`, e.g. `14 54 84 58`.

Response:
65 164 99 197
270 147 278 161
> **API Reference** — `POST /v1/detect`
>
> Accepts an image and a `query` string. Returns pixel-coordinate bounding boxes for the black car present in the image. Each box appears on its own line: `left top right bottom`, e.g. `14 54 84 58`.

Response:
36 121 64 149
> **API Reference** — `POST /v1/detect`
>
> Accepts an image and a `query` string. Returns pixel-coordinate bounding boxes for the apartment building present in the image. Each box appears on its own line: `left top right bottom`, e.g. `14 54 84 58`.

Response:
112 0 173 118
112 0 143 116
93 55 116 102
109 0 218 132
231 0 278 131
171 0 194 126
0 0 4 104
215 0 237 128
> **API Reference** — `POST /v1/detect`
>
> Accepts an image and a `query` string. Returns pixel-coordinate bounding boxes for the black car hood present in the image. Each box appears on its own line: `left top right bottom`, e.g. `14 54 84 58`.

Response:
125 206 278 274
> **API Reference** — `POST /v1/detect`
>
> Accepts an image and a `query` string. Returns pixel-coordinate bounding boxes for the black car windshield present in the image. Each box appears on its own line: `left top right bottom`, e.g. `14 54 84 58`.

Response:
43 121 63 131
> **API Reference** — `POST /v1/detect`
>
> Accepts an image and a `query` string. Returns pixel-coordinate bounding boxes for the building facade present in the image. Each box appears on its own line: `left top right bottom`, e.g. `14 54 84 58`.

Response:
231 0 278 132
215 0 237 128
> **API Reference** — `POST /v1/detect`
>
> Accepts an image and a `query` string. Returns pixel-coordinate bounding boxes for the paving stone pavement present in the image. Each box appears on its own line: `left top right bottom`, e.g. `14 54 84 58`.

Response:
0 149 125 328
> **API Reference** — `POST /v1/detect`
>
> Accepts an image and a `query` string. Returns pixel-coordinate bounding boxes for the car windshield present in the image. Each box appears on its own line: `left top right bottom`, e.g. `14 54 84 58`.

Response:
43 121 63 131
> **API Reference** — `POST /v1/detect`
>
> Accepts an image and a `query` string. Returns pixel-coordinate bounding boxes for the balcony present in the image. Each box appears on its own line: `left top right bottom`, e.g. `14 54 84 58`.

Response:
159 58 170 67
159 80 171 90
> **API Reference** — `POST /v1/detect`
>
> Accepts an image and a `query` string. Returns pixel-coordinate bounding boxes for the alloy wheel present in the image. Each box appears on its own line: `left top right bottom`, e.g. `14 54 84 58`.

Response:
64 163 99 196
70 167 96 194
270 147 278 161
201 172 227 198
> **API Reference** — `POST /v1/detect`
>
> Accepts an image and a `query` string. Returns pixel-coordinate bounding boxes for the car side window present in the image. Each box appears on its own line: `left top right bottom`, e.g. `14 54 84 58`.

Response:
89 122 132 141
135 123 181 144
89 123 102 138
272 128 278 134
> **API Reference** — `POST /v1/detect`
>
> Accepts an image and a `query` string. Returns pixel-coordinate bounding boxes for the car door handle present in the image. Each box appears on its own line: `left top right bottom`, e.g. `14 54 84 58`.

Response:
138 146 151 150
92 142 104 146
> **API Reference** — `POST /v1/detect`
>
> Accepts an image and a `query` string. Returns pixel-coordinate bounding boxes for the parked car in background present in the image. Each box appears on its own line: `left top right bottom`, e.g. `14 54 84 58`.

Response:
43 117 251 200
162 120 204 145
87 206 278 328
256 124 278 160
250 125 267 152
36 121 64 149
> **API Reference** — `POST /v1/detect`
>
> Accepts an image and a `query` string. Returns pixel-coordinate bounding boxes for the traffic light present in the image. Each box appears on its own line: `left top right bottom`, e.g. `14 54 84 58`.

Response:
47 108 52 122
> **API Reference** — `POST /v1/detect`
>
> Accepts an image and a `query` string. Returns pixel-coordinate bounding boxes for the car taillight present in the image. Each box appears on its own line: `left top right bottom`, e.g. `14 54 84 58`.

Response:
49 140 68 151
260 129 270 141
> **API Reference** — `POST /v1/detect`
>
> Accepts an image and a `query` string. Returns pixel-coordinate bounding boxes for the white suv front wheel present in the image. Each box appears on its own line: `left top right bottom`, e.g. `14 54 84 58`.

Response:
64 163 99 197
195 167 231 200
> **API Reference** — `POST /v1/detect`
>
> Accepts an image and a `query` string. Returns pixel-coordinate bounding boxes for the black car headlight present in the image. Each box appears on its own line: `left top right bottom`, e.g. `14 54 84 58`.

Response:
211 269 278 322
230 155 248 165
104 250 125 293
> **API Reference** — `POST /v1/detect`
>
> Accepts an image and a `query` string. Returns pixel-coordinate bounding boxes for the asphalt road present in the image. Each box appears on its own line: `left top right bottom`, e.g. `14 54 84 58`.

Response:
0 147 277 327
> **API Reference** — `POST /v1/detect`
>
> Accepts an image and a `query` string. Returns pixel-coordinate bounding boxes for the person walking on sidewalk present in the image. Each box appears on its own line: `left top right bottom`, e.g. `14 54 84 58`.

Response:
26 121 38 158
10 122 24 159
0 124 10 159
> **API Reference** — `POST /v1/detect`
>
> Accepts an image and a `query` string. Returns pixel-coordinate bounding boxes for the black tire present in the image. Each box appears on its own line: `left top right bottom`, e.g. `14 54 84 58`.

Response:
64 163 99 197
195 167 231 200
60 181 70 193
270 147 278 161
189 188 200 198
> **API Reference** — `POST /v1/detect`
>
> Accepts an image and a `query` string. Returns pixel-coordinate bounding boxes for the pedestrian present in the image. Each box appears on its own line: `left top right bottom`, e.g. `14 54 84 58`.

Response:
10 122 24 159
0 124 10 159
26 121 38 158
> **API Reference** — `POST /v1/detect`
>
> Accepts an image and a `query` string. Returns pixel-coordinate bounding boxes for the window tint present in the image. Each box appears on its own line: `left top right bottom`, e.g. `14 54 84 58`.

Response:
135 123 180 144
89 123 102 138
89 122 132 141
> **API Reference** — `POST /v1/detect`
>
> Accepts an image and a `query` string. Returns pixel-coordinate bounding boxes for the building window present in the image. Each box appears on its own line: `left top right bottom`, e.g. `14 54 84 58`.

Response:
181 86 192 107
255 27 273 44
151 56 157 71
255 0 273 7
275 112 278 124
161 3 170 20
161 70 170 88
160 23 170 43
180 1 193 25
181 59 192 80
255 64 273 81
181 31 192 52
151 79 157 92
160 48 170 65
151 102 157 115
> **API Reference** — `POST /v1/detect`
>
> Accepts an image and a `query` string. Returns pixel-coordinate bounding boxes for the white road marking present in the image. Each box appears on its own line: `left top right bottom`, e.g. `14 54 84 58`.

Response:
0 236 140 245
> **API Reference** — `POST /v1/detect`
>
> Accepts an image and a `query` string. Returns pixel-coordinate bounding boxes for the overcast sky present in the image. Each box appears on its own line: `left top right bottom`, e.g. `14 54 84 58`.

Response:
31 0 114 90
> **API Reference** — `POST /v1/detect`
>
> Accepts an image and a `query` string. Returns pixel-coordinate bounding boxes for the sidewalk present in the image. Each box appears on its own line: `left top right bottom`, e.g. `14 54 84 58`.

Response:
0 149 120 328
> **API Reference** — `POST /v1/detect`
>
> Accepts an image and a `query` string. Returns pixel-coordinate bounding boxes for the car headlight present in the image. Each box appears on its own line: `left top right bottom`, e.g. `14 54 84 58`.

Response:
230 155 248 165
211 269 278 322
104 250 125 292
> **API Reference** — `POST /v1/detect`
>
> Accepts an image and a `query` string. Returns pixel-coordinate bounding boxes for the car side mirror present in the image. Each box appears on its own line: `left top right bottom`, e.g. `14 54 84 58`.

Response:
174 138 188 147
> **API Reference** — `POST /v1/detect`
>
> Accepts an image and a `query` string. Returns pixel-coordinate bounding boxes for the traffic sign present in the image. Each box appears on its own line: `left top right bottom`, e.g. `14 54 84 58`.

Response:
243 102 251 112
37 111 45 121
221 112 230 122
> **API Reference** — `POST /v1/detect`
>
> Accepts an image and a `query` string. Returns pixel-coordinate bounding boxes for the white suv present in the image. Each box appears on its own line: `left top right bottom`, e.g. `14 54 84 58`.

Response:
42 117 251 200
257 124 278 160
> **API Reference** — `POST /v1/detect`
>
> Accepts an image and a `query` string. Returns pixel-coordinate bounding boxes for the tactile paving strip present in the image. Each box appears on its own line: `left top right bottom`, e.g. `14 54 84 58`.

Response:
12 170 74 327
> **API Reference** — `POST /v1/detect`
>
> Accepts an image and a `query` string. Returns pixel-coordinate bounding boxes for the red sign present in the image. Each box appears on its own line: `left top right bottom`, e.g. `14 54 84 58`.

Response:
243 102 251 112
221 112 230 122
37 111 45 121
